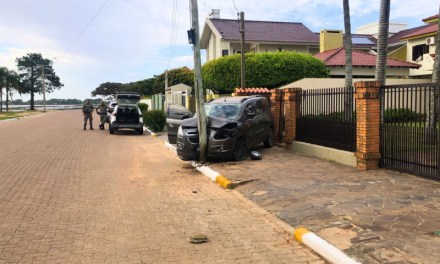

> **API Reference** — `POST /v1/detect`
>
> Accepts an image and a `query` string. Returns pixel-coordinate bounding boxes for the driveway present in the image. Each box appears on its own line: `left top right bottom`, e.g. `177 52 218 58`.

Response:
209 145 440 264
0 110 324 264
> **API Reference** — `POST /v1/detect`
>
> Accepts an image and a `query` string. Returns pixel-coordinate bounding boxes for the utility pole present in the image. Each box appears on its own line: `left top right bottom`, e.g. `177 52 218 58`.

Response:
190 0 208 163
42 66 46 112
240 12 245 90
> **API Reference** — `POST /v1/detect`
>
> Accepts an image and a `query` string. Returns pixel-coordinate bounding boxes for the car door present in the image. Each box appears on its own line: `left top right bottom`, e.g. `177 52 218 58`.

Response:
243 101 258 148
254 100 270 144
166 103 192 144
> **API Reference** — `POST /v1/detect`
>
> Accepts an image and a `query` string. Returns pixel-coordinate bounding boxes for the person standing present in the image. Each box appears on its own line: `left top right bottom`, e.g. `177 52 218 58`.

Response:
96 101 108 130
82 99 94 130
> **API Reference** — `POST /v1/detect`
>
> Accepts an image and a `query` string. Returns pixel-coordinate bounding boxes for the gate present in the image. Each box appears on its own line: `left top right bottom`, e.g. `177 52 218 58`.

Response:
296 87 356 152
380 83 440 180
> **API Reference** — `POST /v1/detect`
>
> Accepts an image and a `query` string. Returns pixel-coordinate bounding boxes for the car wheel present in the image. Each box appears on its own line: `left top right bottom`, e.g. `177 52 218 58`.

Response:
264 129 275 148
138 129 144 135
110 125 115 134
232 141 247 161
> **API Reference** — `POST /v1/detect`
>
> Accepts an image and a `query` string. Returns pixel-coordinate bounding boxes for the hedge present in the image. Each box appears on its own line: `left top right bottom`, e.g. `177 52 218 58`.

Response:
143 110 166 132
202 51 329 94
138 103 149 112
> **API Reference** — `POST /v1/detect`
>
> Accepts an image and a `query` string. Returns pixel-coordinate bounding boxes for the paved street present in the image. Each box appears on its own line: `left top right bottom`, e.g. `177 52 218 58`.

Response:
0 110 323 264
210 145 440 264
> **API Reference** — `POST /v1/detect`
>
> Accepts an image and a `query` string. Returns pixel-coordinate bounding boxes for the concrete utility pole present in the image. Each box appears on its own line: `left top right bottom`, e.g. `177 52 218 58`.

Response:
190 0 208 163
240 12 245 90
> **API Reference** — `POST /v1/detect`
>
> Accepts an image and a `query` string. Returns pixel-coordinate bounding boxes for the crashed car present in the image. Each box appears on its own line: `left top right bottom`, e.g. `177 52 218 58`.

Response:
169 96 275 161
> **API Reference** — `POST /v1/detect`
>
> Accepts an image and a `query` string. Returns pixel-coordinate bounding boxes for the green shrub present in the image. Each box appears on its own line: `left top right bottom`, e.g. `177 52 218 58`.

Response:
202 51 329 94
139 103 149 112
384 108 425 122
143 110 166 132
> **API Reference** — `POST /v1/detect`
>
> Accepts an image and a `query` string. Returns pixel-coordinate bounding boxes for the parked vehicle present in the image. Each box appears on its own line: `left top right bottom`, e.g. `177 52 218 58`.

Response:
106 100 118 123
109 92 144 135
168 96 274 161
166 103 193 144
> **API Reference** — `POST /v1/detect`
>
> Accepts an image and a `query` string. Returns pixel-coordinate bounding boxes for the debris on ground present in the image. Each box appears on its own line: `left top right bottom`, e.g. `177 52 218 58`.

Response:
192 190 197 193
250 151 262 160
189 234 208 243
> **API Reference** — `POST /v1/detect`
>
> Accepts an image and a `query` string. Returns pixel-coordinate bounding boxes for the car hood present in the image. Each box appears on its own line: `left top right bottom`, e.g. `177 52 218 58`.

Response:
181 116 237 129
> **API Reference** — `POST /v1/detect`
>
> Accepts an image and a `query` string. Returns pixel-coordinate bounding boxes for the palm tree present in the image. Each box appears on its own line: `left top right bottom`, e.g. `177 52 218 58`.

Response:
427 4 440 134
4 70 19 111
343 0 353 121
375 0 390 85
0 67 8 113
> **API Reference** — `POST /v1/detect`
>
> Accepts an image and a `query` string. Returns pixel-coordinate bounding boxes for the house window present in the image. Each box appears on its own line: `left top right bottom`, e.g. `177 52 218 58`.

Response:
412 44 429 61
222 49 229 57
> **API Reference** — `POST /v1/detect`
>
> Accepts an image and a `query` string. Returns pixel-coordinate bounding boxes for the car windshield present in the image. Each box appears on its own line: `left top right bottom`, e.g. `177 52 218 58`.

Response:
201 104 241 120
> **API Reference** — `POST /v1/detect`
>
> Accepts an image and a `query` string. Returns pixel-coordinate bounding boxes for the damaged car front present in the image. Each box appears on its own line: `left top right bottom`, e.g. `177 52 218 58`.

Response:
176 116 240 161
176 103 243 161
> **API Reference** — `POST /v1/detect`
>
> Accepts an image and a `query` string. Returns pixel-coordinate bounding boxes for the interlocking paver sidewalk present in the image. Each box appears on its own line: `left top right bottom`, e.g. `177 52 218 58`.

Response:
210 145 440 264
0 110 324 264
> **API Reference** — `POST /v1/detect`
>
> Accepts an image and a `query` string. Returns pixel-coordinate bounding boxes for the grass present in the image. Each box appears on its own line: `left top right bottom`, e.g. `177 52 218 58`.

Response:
0 110 45 121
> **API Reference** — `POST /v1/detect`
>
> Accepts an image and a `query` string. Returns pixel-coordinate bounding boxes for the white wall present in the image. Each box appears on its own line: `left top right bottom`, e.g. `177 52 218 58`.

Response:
407 38 435 77
328 67 410 77
356 21 407 35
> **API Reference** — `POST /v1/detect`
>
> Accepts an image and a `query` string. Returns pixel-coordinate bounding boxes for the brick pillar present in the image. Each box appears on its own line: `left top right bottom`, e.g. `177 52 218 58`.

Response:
283 88 301 150
270 89 283 143
354 81 381 170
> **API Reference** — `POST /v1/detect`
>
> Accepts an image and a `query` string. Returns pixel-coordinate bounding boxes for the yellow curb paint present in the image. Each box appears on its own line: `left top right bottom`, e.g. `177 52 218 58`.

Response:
215 175 232 189
162 141 165 144
294 227 310 243
153 134 158 137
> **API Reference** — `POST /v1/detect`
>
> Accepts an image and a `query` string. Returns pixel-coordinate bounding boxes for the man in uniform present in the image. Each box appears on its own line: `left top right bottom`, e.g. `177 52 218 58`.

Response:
82 99 94 130
96 101 109 130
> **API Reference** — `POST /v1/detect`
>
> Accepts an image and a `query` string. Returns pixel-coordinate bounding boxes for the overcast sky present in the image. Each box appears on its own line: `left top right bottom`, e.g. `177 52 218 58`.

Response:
0 0 438 101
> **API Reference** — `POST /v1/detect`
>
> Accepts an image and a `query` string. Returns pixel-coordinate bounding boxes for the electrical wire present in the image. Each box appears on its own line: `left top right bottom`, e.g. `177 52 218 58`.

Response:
223 0 236 18
230 0 239 14
58 0 109 60
170 0 182 69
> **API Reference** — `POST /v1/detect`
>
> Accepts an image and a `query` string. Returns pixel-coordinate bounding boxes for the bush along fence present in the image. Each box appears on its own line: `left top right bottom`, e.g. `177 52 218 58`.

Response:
270 81 440 180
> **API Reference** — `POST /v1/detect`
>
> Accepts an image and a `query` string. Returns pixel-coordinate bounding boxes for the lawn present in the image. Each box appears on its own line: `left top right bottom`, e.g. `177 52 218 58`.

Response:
0 110 45 121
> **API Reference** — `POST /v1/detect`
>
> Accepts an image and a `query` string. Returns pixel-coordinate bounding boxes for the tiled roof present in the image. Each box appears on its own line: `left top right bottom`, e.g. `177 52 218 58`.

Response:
389 24 432 44
210 19 319 43
235 88 270 94
315 47 421 68
400 24 438 39
423 14 439 22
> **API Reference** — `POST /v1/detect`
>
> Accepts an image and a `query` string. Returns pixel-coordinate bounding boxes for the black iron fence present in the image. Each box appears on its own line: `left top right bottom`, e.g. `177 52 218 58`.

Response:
380 83 440 180
296 87 357 152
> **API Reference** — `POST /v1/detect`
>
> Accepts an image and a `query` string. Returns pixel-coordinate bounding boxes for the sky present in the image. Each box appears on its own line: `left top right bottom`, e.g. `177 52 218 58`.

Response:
0 0 438 101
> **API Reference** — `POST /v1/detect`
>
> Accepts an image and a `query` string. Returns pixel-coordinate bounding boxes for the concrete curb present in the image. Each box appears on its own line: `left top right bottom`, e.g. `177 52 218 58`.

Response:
294 228 361 264
144 126 232 189
143 126 157 137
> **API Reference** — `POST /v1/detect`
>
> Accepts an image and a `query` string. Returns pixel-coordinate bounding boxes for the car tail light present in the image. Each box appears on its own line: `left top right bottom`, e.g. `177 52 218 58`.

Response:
112 113 116 116
139 114 143 117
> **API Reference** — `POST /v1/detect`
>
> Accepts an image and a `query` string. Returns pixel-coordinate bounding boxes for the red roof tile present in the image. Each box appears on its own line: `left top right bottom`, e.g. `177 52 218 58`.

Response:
400 24 438 40
315 47 421 68
235 88 270 93
423 14 439 22
210 19 319 43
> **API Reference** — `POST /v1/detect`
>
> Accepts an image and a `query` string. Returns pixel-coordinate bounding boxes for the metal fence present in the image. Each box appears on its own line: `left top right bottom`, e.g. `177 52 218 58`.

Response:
380 83 440 180
296 87 357 152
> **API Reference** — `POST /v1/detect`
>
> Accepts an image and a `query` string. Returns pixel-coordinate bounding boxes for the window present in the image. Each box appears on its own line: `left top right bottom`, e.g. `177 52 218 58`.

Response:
412 44 429 61
244 103 256 116
222 49 229 57
255 101 265 114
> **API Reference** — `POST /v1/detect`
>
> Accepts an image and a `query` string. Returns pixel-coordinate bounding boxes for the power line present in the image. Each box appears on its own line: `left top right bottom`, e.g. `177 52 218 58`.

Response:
170 0 182 69
59 0 109 60
167 0 178 70
230 0 239 14
223 0 236 18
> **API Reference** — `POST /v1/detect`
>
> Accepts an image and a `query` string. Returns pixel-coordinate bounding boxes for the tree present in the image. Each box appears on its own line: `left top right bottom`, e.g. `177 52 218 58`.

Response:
4 69 19 111
0 67 7 112
153 67 194 94
375 0 390 85
124 77 157 96
16 53 63 110
427 4 440 134
91 82 126 100
343 0 353 121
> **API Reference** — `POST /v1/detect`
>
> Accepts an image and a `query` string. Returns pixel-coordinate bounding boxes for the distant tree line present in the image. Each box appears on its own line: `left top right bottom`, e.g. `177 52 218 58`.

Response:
2 98 107 105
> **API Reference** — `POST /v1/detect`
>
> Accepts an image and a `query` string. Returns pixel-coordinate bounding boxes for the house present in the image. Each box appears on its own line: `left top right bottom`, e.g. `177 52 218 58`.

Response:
399 14 438 78
165 83 192 108
200 9 320 61
315 47 420 78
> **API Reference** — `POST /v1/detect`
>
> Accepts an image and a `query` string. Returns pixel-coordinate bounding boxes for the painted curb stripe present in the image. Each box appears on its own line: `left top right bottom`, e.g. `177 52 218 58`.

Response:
294 228 361 264
143 126 157 136
215 175 232 188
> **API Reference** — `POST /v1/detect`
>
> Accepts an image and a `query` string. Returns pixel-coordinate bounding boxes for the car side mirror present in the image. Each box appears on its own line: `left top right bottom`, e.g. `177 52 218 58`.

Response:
246 112 255 119
181 115 190 120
